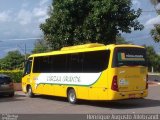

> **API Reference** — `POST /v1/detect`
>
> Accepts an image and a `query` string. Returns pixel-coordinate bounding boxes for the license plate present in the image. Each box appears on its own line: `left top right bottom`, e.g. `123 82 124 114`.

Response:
129 94 135 98
1 85 9 88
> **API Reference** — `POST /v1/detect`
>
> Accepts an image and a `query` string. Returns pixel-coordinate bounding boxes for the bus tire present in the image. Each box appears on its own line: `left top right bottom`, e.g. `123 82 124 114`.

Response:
67 89 77 104
27 86 34 98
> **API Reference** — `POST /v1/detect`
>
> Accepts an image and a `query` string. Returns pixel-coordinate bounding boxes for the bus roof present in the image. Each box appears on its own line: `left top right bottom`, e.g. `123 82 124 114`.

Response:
29 43 144 58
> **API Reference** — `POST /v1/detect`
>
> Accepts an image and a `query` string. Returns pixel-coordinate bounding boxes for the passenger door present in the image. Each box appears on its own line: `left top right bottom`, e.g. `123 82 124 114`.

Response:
22 58 33 92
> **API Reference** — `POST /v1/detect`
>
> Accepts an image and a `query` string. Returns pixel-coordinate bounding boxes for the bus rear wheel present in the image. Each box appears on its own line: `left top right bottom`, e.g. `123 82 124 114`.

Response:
67 89 77 104
27 86 34 98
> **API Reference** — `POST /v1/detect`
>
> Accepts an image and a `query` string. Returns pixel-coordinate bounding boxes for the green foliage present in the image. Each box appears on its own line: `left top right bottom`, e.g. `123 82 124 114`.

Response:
32 38 49 53
150 0 160 14
151 24 160 42
145 45 160 72
40 0 143 50
0 51 24 70
150 0 159 5
0 70 23 83
116 35 130 44
150 0 160 42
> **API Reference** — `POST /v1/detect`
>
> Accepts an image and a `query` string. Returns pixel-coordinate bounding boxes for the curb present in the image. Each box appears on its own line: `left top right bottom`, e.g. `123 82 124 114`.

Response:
148 81 160 86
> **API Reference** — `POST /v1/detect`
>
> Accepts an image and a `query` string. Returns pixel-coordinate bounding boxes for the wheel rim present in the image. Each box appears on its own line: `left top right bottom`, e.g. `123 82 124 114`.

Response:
28 87 32 95
69 91 76 102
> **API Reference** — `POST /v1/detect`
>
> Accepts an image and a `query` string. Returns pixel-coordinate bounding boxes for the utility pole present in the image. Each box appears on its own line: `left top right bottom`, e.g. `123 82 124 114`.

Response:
25 43 27 60
17 43 27 60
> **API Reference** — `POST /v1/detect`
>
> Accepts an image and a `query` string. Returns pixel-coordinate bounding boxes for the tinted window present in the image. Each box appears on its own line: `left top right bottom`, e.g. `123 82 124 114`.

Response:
68 53 83 72
33 56 50 73
0 76 12 84
51 55 68 72
33 55 68 73
83 50 110 72
33 50 110 73
112 47 147 67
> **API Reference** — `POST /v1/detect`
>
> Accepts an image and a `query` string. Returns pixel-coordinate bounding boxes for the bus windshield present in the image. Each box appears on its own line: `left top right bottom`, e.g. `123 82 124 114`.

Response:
23 58 32 76
113 47 147 67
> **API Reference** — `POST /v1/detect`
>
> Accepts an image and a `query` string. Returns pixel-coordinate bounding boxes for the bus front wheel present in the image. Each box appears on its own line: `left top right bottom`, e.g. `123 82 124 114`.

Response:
67 89 77 104
26 86 34 98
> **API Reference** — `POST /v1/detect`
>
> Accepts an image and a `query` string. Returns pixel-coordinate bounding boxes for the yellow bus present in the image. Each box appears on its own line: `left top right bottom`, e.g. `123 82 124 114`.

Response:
22 43 148 104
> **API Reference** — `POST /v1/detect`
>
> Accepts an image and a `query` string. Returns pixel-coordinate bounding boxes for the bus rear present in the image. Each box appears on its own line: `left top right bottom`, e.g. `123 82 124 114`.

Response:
108 46 148 100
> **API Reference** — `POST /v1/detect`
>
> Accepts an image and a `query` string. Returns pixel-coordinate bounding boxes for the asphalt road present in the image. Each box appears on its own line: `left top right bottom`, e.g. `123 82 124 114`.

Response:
0 84 160 115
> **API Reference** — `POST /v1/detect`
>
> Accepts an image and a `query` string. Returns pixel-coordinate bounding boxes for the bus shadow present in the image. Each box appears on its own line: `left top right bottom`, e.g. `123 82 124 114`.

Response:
33 95 160 109
34 95 67 102
78 98 160 109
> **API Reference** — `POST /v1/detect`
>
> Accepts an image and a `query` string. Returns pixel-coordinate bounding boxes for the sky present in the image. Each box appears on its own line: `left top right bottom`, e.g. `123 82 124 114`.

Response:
0 0 160 58
123 0 160 52
0 0 51 40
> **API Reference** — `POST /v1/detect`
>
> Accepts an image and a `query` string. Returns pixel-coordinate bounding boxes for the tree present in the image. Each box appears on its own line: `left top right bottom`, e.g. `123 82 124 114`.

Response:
0 51 24 70
32 38 49 53
145 45 160 72
151 25 160 42
150 0 160 42
40 0 143 50
150 0 159 5
116 35 130 44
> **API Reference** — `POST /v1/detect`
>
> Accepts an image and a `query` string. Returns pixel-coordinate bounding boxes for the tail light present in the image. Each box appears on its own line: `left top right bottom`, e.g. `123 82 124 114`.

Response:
146 74 148 89
111 75 118 91
9 83 14 88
